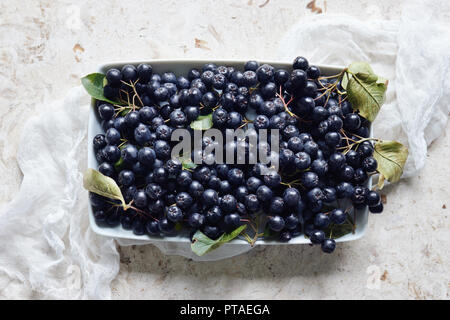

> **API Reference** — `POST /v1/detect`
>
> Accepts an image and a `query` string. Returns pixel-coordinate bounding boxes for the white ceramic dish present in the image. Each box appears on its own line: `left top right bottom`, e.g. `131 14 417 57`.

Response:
88 59 370 247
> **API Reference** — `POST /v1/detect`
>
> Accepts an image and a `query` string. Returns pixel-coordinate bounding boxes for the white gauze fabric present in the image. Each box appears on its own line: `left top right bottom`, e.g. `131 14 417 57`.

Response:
0 0 449 299
0 88 119 299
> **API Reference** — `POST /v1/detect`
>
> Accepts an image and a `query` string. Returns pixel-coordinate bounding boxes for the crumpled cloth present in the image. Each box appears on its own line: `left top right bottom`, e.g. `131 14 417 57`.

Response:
0 0 449 299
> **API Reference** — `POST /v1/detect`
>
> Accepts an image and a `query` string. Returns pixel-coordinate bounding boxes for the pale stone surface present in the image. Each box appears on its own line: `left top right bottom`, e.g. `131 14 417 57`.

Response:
1 0 449 299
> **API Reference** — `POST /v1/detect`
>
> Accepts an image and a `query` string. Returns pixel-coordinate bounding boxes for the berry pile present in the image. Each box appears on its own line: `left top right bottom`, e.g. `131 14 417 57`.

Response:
89 57 384 254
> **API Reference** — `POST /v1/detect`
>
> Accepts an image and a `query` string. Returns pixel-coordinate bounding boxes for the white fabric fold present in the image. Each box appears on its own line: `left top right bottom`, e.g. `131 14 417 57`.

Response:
0 87 119 299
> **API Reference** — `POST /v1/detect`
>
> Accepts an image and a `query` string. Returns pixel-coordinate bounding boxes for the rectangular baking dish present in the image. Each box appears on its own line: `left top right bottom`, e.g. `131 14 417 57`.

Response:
87 59 370 247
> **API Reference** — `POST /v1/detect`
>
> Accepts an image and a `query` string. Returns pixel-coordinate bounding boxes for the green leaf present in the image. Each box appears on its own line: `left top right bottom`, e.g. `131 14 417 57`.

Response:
81 73 120 105
175 154 197 170
221 224 247 242
119 108 131 116
345 62 388 122
191 225 247 256
324 214 355 239
348 61 375 77
83 168 126 207
181 158 197 170
190 114 213 130
340 71 350 90
324 222 354 239
373 140 409 189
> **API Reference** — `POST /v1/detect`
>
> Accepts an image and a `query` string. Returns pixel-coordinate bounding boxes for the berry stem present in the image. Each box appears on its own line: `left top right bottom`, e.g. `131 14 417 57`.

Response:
249 83 260 95
281 178 303 189
337 136 380 154
117 140 127 148
242 232 253 244
128 205 158 221
317 68 347 81
276 86 297 118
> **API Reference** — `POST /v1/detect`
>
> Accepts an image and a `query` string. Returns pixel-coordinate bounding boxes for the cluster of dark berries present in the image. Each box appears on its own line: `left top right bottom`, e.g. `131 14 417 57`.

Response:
90 57 383 254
